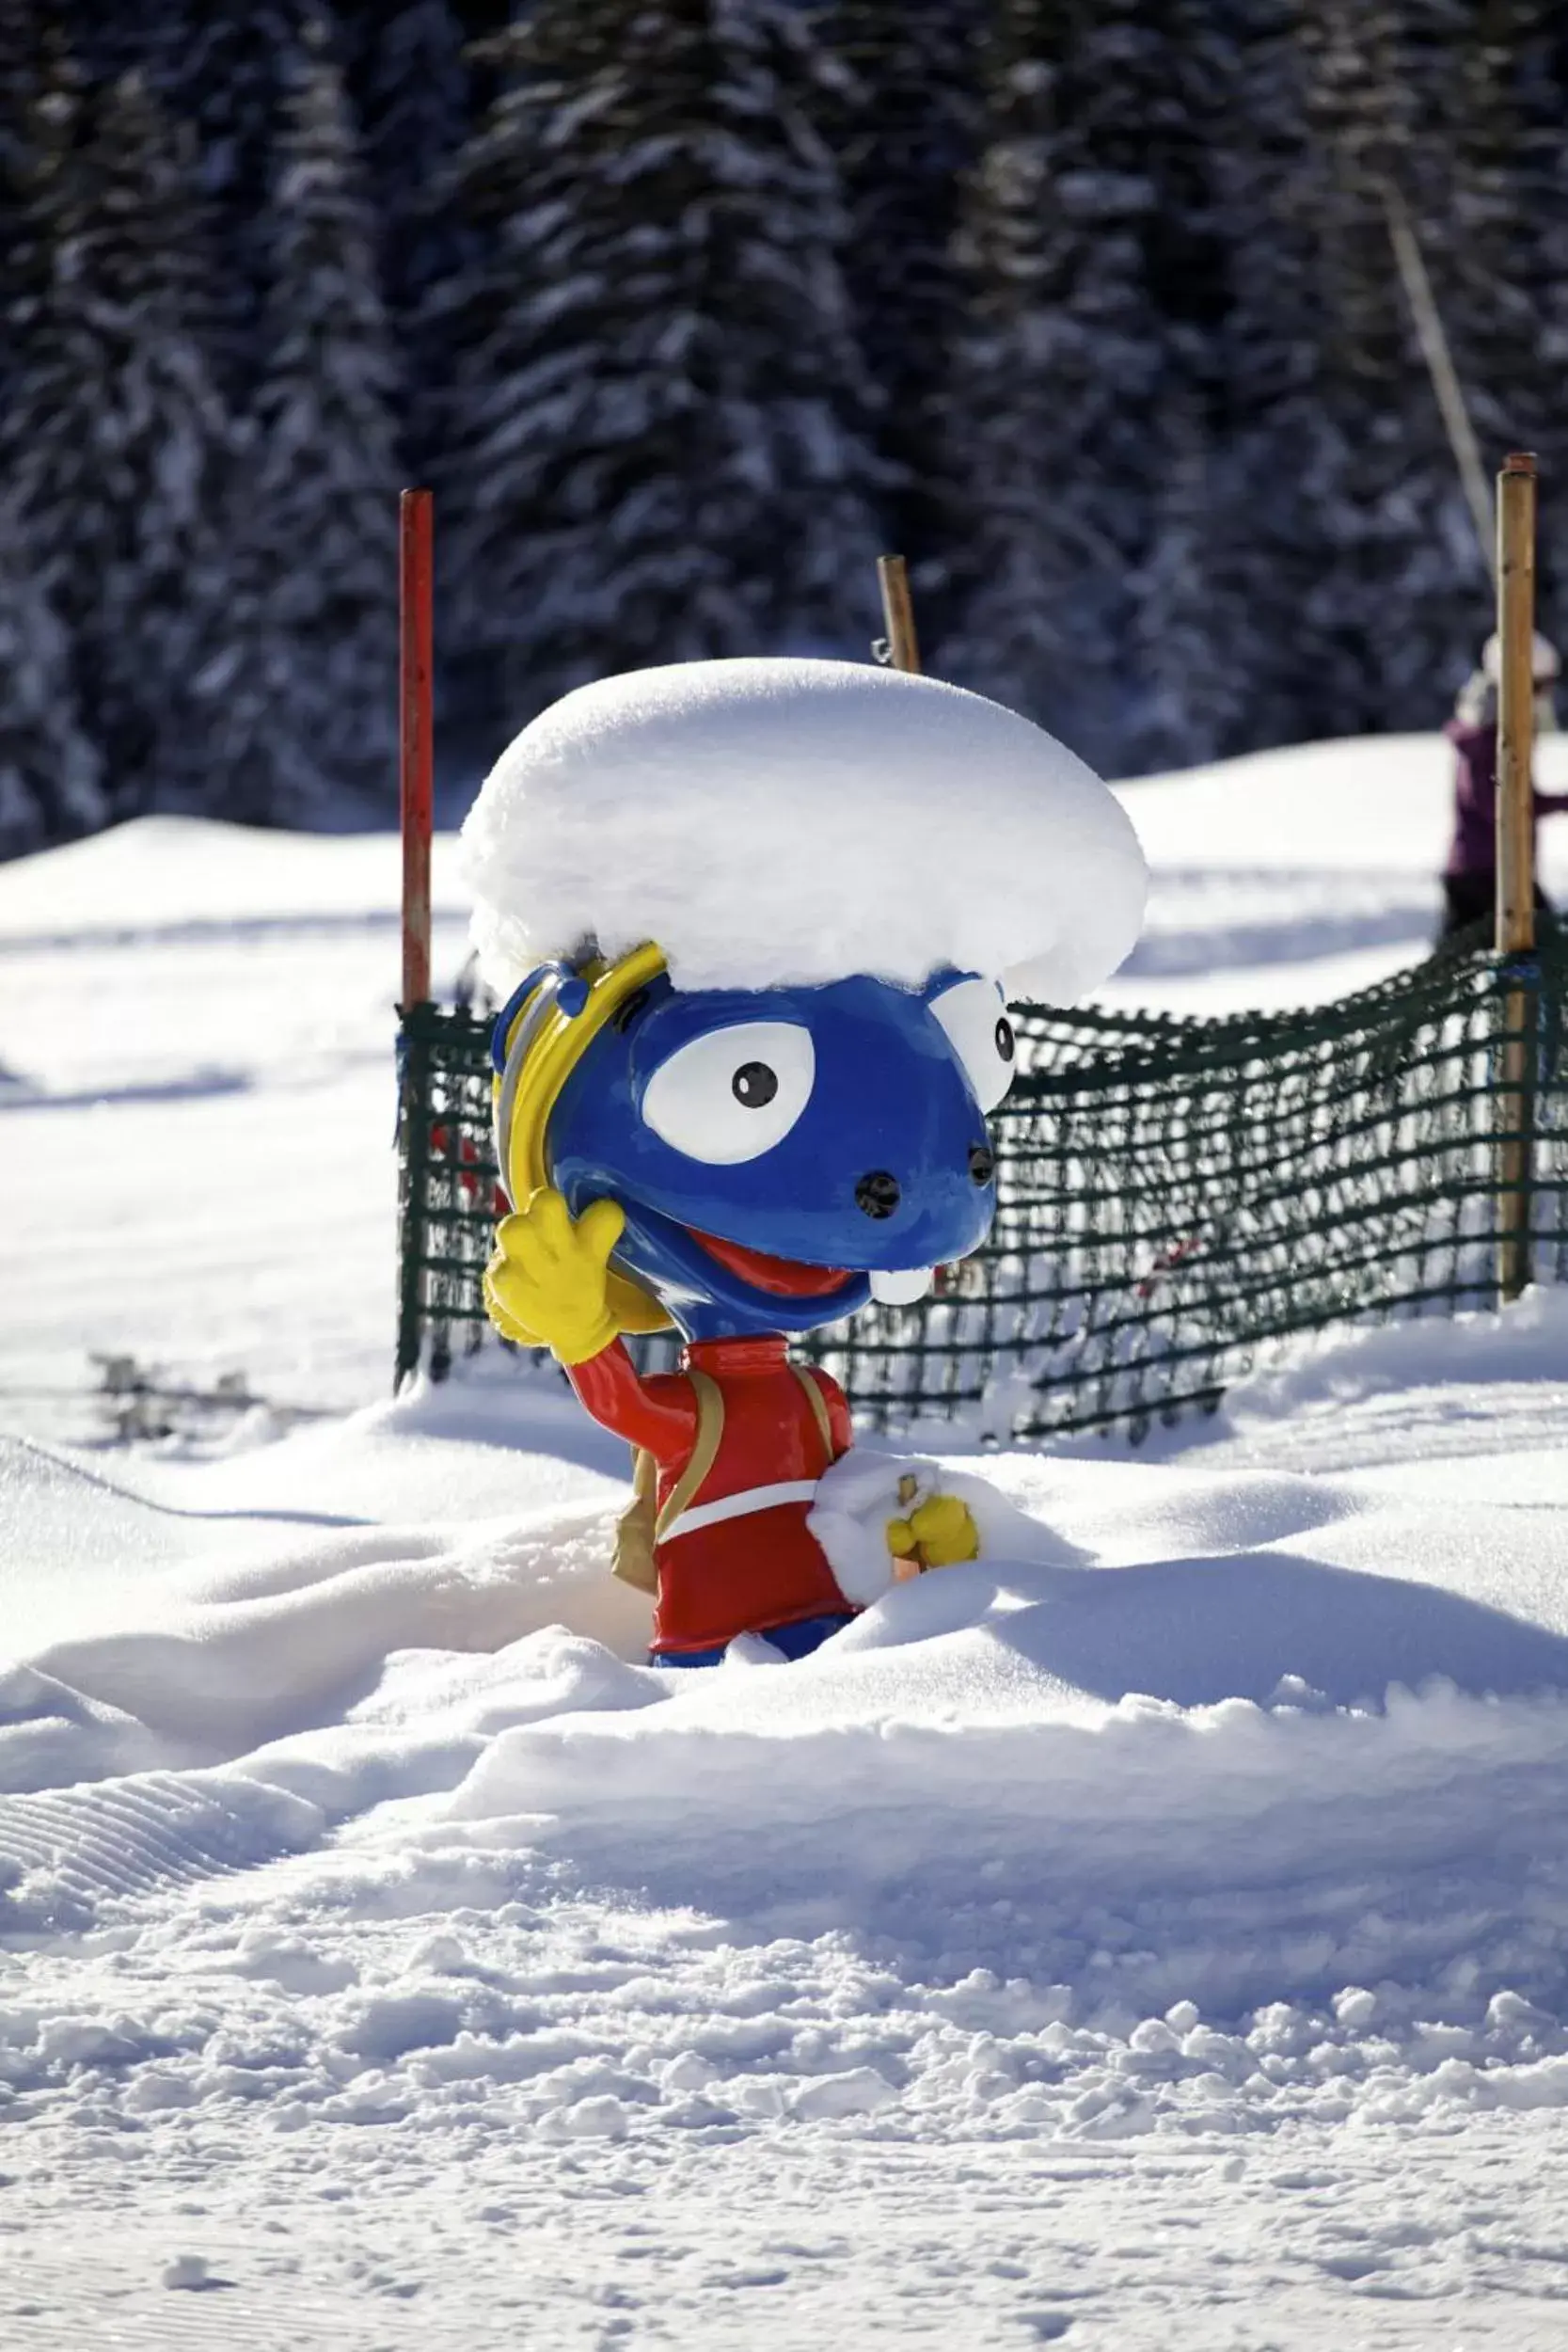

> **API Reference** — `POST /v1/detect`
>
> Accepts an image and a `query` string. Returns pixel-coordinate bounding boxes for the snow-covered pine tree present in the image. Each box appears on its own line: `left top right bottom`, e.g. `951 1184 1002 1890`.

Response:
0 15 91 417
187 24 399 826
1182 0 1365 754
1291 0 1486 730
816 0 985 597
0 0 48 421
343 0 470 484
0 24 106 856
1117 0 1250 770
0 502 104 859
1531 20 1568 638
441 0 885 723
938 0 1175 771
350 1 467 338
936 19 1083 744
1 65 232 818
1436 0 1567 654
1128 384 1247 772
1192 0 1568 743
0 0 40 183
103 0 309 403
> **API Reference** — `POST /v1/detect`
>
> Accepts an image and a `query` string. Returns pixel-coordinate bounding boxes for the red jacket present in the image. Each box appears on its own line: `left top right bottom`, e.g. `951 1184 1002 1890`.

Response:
569 1334 854 1654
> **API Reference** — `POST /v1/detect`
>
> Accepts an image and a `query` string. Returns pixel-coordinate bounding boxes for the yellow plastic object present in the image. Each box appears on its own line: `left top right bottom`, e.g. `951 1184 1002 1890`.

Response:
490 942 672 1346
484 1190 627 1365
912 1493 982 1565
884 1491 982 1573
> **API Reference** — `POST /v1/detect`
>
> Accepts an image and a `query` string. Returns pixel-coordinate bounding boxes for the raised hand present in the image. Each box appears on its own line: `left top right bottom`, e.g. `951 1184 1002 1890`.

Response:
483 1187 626 1364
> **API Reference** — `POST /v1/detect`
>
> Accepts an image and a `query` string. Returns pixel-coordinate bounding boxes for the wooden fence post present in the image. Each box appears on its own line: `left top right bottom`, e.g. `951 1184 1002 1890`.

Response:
877 554 922 675
1496 451 1538 1304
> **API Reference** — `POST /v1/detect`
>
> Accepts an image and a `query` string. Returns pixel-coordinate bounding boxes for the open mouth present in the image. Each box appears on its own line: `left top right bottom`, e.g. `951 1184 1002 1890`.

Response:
688 1226 854 1298
687 1227 936 1305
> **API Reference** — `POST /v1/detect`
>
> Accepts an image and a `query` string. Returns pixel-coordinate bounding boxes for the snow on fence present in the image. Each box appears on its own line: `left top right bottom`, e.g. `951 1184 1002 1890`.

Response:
393 918 1568 1441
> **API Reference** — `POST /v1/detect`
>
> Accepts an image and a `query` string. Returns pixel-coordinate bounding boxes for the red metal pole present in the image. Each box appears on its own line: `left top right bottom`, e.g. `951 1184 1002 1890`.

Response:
400 488 435 1008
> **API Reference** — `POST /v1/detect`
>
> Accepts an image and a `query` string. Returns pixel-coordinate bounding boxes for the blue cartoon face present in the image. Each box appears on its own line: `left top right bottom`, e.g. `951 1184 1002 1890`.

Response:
546 969 1014 1340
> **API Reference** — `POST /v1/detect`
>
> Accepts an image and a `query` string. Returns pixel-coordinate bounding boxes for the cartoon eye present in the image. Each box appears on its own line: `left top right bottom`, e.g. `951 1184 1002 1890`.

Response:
641 1022 816 1164
930 977 1016 1112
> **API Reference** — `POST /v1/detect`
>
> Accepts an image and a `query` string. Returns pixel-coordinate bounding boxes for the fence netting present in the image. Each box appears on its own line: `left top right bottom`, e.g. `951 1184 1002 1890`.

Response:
396 920 1568 1439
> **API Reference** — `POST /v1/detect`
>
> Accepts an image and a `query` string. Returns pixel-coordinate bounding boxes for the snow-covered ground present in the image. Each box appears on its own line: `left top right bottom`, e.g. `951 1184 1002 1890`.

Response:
4 731 1568 2347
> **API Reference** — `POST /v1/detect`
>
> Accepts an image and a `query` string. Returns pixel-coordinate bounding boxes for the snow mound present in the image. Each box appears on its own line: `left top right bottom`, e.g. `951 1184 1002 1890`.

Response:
461 657 1147 1002
10 1336 1568 2332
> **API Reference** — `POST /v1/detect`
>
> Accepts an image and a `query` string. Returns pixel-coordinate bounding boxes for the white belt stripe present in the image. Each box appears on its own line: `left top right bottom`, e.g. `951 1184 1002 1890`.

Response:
660 1479 820 1546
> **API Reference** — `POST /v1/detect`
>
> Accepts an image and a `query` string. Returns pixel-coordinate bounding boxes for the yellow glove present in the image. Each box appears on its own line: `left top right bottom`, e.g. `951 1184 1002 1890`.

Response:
884 1491 981 1575
483 1187 626 1364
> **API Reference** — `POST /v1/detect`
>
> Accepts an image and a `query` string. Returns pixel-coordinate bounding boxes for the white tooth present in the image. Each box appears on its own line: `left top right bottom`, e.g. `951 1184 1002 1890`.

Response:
869 1266 934 1306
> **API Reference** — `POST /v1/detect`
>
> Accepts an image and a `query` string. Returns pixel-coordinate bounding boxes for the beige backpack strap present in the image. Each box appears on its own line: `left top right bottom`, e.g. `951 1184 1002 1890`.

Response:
790 1361 836 1468
611 1445 660 1593
613 1372 725 1588
652 1367 725 1542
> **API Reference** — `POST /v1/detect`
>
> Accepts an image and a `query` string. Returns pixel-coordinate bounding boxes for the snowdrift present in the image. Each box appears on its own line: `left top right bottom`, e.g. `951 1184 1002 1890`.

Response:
7 1305 1568 2082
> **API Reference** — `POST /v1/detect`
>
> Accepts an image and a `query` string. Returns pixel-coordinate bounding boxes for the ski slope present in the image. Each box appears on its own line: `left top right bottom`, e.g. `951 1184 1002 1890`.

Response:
4 731 1568 2348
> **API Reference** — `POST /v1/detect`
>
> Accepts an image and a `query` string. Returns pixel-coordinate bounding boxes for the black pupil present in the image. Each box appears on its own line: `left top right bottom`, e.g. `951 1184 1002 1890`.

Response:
995 1016 1015 1062
733 1060 778 1108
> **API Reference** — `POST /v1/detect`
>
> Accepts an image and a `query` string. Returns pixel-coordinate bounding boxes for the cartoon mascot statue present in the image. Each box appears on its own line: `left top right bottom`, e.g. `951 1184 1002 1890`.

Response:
460 658 1145 1668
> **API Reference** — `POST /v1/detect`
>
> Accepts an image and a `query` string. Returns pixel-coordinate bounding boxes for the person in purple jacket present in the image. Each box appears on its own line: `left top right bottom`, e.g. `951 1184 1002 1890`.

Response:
1441 629 1568 938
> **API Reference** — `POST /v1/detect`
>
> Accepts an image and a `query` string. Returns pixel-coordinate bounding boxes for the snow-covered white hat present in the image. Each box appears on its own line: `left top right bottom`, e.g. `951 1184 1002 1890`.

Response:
461 658 1147 1005
1482 629 1560 686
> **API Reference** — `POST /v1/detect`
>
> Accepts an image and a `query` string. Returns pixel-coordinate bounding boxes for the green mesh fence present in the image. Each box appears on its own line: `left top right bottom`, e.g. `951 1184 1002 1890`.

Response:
396 1002 501 1389
395 921 1568 1438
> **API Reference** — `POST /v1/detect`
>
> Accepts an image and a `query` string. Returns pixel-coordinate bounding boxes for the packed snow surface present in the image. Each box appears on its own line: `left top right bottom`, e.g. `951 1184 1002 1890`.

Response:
461 658 1148 1002
6 728 1568 2346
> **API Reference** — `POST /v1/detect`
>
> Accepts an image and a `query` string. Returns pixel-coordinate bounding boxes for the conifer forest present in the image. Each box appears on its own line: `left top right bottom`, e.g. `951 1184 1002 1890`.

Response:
2 0 1566 857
